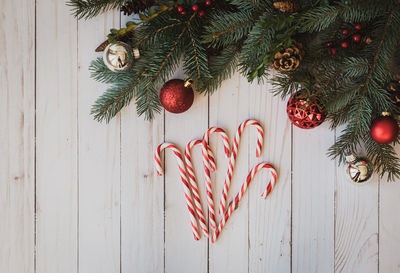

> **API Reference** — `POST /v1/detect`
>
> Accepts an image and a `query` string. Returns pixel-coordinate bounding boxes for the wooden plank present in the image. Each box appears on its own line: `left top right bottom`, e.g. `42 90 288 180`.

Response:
335 157 378 273
0 0 35 272
164 70 208 273
380 152 400 273
292 122 335 273
77 11 121 273
35 0 78 272
248 78 291 273
209 73 249 273
120 13 164 273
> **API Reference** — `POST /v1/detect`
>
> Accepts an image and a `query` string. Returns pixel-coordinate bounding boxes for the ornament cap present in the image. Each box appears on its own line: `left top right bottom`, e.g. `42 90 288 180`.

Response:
382 111 391 116
184 78 193 88
345 154 357 163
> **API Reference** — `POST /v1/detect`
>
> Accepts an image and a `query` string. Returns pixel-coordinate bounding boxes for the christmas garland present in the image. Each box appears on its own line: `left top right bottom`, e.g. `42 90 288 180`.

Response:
68 0 400 180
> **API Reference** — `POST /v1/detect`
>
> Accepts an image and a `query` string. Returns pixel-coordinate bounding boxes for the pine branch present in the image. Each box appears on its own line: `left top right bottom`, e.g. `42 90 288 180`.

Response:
68 0 125 19
203 45 241 93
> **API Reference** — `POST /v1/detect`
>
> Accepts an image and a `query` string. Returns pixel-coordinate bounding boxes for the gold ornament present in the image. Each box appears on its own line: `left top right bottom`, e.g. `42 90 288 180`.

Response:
271 41 304 72
345 154 373 183
273 1 301 13
103 42 130 71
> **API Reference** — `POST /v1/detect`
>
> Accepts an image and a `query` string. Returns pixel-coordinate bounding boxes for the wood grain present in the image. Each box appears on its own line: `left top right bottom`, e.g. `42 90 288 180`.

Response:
0 0 35 272
120 13 164 273
335 166 378 273
248 78 291 273
292 122 335 273
35 0 78 272
77 11 121 273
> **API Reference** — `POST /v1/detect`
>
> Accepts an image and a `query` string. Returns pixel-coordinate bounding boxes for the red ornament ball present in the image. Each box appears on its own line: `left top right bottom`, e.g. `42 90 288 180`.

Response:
198 10 206 17
352 34 361 43
329 47 337 55
354 24 362 30
177 5 184 12
326 41 333 47
180 10 187 15
286 91 326 129
341 41 349 48
192 4 199 11
205 0 212 5
342 28 349 35
370 114 399 144
159 79 194 114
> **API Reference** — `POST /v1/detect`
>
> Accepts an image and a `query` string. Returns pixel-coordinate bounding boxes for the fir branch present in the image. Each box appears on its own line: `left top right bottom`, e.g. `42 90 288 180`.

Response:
91 71 146 122
186 21 201 79
135 21 184 48
153 22 188 80
68 0 125 19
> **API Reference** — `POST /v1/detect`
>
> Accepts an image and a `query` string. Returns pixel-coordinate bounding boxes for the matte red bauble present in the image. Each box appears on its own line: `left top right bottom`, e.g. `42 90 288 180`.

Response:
287 91 326 129
370 113 399 144
159 79 194 114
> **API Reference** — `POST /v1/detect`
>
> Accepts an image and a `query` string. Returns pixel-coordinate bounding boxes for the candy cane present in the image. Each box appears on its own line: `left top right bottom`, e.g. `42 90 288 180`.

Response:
211 162 277 243
202 127 231 230
218 119 264 216
184 140 215 237
154 142 200 241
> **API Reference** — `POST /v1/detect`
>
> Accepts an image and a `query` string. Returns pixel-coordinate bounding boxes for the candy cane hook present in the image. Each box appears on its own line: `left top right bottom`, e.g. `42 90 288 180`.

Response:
185 140 216 237
212 162 277 243
202 127 231 230
218 119 264 216
154 142 200 241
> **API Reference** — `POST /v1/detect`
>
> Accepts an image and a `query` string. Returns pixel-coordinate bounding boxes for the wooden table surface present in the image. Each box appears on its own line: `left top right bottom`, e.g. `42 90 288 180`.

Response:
2 1 400 273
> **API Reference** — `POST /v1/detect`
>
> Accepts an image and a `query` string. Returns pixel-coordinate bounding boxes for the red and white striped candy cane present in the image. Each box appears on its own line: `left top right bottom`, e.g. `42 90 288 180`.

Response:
184 140 216 237
218 119 264 216
154 142 200 241
211 162 277 243
202 127 231 230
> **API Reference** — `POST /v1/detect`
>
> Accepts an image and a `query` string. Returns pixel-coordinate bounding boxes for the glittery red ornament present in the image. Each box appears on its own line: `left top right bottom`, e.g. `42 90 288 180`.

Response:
370 113 399 144
159 79 194 114
286 91 326 129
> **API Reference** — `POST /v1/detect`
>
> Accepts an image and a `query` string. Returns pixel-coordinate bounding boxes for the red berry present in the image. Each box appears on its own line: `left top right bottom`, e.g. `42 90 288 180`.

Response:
352 34 361 43
177 5 184 12
341 41 349 48
354 24 362 30
342 28 349 35
180 10 187 15
192 4 199 11
198 10 206 17
205 0 212 5
330 48 337 55
326 41 333 47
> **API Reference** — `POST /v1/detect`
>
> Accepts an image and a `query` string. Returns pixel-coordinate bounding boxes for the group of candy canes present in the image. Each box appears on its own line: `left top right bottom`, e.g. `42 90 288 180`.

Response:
154 119 278 243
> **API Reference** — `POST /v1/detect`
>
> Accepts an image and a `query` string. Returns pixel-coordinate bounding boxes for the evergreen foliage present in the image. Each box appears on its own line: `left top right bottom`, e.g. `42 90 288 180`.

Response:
69 0 400 180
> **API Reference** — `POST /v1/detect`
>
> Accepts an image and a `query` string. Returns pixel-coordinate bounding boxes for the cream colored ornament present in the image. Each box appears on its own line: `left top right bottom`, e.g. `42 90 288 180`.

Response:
103 42 130 71
345 154 373 183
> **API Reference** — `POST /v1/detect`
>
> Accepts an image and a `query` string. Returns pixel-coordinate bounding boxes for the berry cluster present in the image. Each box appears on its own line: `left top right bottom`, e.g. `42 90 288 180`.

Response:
177 0 215 17
326 23 369 55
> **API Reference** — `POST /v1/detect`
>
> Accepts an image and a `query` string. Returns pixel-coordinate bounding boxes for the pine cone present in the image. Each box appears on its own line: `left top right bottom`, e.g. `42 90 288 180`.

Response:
273 1 301 13
271 41 304 72
121 0 155 15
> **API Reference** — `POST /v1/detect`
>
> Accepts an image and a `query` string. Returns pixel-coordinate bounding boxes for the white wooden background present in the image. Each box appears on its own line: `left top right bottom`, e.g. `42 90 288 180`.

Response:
2 1 400 273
